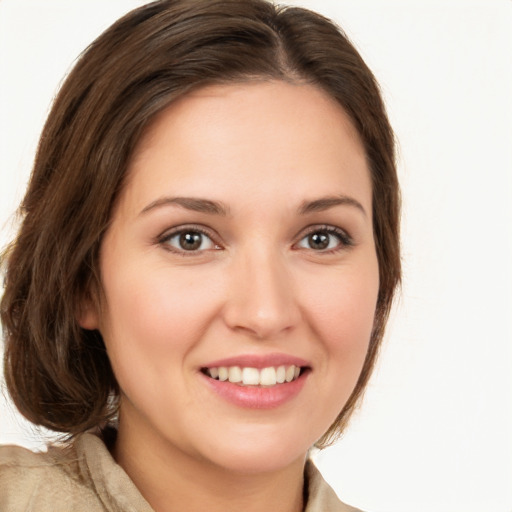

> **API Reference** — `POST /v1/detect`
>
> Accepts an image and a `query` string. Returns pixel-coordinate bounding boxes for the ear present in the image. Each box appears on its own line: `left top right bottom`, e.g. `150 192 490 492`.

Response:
76 290 101 330
77 303 100 330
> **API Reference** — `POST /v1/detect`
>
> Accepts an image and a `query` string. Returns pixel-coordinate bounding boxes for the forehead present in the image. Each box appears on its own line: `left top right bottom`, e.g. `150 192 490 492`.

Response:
122 80 371 213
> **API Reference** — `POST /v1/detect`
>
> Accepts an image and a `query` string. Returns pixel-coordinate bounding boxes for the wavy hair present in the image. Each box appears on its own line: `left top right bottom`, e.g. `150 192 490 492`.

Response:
1 0 400 447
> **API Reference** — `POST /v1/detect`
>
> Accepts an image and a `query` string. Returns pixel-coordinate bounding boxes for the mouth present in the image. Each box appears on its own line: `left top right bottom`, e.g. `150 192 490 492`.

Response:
201 365 307 387
199 354 311 408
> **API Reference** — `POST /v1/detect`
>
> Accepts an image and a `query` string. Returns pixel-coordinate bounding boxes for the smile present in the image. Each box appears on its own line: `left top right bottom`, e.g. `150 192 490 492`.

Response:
203 365 303 387
200 354 311 408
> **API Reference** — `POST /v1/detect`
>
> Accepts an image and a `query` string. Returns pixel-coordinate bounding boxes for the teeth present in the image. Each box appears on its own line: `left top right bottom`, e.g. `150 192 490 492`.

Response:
242 367 260 385
260 367 277 386
228 366 242 383
206 365 303 386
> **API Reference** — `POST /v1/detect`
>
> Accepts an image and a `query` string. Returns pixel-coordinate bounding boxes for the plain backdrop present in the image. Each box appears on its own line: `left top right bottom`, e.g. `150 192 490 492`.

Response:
1 1 511 511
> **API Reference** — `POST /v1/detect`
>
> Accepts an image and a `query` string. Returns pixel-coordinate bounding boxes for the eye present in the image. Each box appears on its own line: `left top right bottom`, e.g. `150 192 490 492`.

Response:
160 228 219 253
296 226 352 252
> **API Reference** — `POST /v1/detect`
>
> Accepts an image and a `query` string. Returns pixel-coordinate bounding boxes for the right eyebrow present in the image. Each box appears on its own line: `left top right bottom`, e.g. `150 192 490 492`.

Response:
298 195 367 218
139 196 230 216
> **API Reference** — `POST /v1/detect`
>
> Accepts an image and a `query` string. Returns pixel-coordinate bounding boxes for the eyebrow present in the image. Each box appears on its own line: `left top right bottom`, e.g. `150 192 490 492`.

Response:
298 195 367 217
140 194 366 217
140 196 230 216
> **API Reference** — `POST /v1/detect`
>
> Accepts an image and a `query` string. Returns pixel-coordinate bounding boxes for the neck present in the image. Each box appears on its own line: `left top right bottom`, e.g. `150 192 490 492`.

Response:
113 420 306 512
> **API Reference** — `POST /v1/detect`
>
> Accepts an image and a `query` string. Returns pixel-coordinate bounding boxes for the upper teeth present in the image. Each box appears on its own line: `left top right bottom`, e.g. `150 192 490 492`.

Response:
206 365 301 386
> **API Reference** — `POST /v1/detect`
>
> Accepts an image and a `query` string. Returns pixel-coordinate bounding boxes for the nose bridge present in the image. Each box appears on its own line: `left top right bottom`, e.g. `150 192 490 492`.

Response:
223 241 299 339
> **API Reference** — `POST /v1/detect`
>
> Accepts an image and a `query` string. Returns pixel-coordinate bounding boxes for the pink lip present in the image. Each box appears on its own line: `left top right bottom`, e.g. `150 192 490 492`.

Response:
200 371 310 409
202 353 311 370
199 353 311 410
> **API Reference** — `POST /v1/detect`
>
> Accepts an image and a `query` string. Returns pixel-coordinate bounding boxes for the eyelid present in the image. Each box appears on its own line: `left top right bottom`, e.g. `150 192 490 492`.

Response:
156 224 222 255
293 224 354 251
155 223 353 256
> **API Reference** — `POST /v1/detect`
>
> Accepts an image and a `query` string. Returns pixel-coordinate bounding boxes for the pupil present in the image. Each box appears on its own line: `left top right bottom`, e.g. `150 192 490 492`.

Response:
309 232 329 250
180 232 202 250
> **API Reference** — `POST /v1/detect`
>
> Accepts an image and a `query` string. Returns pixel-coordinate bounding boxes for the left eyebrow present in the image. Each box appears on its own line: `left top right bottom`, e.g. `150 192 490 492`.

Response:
139 196 230 216
298 195 368 217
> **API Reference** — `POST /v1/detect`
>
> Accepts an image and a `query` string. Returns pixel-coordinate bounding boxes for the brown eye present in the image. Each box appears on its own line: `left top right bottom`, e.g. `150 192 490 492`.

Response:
163 229 217 252
179 232 203 250
296 227 352 252
307 232 329 250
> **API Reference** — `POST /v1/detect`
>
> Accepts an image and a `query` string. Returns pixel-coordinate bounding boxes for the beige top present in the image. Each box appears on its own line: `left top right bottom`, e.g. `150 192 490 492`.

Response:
0 434 362 511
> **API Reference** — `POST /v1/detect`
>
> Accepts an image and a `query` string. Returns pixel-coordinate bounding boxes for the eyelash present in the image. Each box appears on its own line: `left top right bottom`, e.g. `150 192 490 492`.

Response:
295 225 354 253
157 224 220 256
156 224 353 256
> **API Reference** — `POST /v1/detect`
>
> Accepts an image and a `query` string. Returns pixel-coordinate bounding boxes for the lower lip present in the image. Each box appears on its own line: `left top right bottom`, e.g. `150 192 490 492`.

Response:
201 371 309 409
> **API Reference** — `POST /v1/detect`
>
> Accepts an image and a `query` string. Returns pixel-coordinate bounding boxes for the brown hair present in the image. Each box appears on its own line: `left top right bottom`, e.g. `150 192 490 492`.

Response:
1 0 400 447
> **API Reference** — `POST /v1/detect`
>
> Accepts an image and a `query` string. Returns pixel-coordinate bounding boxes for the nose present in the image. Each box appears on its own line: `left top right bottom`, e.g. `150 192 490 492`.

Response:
222 246 301 340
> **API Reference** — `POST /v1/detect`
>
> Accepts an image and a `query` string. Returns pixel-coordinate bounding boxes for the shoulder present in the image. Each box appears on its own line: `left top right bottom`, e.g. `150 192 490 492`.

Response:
0 439 106 511
305 459 365 512
1 433 154 512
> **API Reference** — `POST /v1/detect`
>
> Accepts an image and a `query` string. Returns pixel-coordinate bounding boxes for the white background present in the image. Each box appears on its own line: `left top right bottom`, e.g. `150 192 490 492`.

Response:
1 1 511 511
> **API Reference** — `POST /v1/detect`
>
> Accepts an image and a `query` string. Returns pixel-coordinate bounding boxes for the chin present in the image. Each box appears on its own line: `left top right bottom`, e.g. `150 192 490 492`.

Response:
193 423 315 475
206 446 306 476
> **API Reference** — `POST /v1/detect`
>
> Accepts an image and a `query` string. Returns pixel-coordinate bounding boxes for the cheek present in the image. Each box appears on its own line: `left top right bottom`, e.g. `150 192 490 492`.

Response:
98 262 222 373
302 258 379 368
292 257 379 440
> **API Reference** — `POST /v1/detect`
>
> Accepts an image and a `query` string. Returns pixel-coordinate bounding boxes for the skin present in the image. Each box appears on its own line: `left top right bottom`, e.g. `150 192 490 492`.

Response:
80 80 379 512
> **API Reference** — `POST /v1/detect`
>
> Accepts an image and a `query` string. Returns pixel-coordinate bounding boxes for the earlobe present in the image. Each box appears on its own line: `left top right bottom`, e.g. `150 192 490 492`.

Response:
77 297 100 330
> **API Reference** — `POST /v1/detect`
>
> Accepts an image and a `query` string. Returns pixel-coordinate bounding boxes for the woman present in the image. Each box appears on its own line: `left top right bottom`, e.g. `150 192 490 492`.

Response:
0 1 400 511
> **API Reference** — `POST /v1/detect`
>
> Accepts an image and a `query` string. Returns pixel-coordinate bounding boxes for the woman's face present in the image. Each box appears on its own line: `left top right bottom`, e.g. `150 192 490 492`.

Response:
82 81 379 474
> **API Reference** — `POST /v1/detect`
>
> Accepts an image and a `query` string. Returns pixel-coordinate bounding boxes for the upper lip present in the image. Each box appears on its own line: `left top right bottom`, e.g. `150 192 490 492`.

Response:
202 353 311 369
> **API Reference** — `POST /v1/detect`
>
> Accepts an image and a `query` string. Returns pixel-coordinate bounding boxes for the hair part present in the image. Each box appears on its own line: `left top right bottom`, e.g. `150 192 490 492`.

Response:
1 0 400 446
